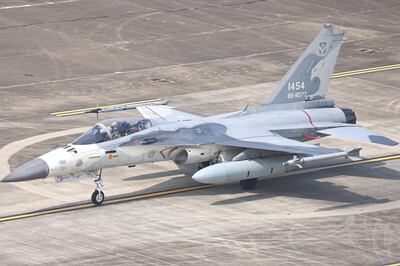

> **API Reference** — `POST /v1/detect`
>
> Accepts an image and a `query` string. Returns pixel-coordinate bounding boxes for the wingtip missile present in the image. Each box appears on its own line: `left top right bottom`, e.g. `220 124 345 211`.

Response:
283 148 362 169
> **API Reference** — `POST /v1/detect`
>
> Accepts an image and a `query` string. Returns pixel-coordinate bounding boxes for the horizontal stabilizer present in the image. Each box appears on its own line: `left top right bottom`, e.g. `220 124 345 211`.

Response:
318 127 398 146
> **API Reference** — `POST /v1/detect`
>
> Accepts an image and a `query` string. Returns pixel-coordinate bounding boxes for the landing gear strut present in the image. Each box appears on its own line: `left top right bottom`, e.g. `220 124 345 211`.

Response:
91 169 104 205
240 178 258 190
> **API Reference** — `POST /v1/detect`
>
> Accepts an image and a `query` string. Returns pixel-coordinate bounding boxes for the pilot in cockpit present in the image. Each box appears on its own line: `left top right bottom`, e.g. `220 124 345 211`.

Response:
110 121 121 139
73 119 152 145
110 121 135 139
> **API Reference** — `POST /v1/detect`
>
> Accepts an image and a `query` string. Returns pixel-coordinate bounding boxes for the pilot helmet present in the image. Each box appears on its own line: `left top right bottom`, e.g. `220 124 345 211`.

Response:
110 121 119 129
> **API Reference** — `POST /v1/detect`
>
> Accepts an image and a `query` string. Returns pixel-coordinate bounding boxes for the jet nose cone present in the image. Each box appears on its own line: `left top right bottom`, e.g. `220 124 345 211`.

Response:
2 158 49 182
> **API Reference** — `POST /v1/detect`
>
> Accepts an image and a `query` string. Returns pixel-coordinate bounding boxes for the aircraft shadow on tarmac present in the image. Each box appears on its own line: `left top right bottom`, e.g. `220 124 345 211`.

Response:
123 170 182 181
121 161 400 212
33 162 399 213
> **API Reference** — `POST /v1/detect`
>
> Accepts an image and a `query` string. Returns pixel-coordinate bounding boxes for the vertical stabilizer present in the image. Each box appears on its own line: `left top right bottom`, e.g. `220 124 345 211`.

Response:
263 24 344 105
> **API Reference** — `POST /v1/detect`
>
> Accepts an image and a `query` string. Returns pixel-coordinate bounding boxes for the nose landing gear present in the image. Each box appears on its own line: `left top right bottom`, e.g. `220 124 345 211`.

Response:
91 169 104 205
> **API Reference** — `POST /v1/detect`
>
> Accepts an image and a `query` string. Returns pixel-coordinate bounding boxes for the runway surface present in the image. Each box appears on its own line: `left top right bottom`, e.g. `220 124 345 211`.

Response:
1 0 400 265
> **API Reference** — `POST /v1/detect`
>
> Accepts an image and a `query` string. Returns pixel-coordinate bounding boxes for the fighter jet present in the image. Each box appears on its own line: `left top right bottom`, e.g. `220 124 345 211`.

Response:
3 24 398 205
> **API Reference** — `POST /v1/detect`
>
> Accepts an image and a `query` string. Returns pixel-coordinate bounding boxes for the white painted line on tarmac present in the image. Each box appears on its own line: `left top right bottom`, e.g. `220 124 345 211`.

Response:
0 0 82 10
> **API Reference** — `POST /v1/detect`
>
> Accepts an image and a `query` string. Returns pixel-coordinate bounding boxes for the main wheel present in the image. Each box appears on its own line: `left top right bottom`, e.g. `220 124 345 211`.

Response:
240 178 258 190
91 190 105 206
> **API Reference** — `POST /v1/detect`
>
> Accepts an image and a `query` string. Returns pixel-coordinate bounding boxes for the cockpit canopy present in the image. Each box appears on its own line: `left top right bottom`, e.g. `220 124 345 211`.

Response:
73 118 152 145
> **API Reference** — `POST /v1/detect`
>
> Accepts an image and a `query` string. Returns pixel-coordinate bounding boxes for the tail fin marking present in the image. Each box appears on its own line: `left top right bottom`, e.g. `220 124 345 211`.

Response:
263 24 345 105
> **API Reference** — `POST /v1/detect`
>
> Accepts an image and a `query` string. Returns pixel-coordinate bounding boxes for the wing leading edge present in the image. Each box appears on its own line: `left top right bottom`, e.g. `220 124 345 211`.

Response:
137 105 202 123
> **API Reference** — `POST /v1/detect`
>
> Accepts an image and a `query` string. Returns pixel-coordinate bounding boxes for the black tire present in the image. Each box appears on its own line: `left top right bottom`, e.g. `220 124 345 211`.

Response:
240 178 258 190
91 190 105 205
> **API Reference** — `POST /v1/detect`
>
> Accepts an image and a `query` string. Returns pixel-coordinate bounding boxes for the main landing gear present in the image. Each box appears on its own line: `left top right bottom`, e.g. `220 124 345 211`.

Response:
240 178 258 190
91 169 104 206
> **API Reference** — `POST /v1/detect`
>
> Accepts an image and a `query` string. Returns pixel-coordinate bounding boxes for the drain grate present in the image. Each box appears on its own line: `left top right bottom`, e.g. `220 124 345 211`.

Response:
150 77 172 84
356 48 378 54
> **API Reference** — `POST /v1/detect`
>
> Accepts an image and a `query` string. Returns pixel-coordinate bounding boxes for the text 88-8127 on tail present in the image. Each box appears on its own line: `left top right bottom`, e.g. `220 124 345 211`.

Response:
2 24 398 205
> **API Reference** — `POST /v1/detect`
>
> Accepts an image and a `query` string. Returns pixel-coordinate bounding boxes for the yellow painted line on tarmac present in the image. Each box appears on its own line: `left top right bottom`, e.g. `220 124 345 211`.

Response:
363 154 400 163
332 64 400 78
103 184 214 205
0 184 214 223
1 154 400 223
51 98 164 117
0 203 93 222
332 63 400 79
386 263 400 266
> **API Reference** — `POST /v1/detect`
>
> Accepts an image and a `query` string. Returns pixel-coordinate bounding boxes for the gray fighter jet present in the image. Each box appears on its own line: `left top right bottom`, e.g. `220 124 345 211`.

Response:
3 24 398 205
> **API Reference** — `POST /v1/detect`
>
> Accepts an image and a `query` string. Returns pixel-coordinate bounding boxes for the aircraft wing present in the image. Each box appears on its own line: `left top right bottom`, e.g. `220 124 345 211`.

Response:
213 134 339 155
317 126 398 146
130 124 340 155
137 105 202 123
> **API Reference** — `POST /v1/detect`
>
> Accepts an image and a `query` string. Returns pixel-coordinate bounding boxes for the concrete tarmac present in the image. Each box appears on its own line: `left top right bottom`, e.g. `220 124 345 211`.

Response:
0 0 400 265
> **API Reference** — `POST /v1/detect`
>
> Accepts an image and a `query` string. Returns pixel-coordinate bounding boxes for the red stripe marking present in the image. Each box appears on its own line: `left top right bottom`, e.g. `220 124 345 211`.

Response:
303 133 321 139
301 110 317 130
159 148 168 159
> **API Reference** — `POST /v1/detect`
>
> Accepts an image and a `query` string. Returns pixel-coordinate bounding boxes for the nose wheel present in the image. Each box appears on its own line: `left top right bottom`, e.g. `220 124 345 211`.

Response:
91 169 105 206
91 190 104 205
